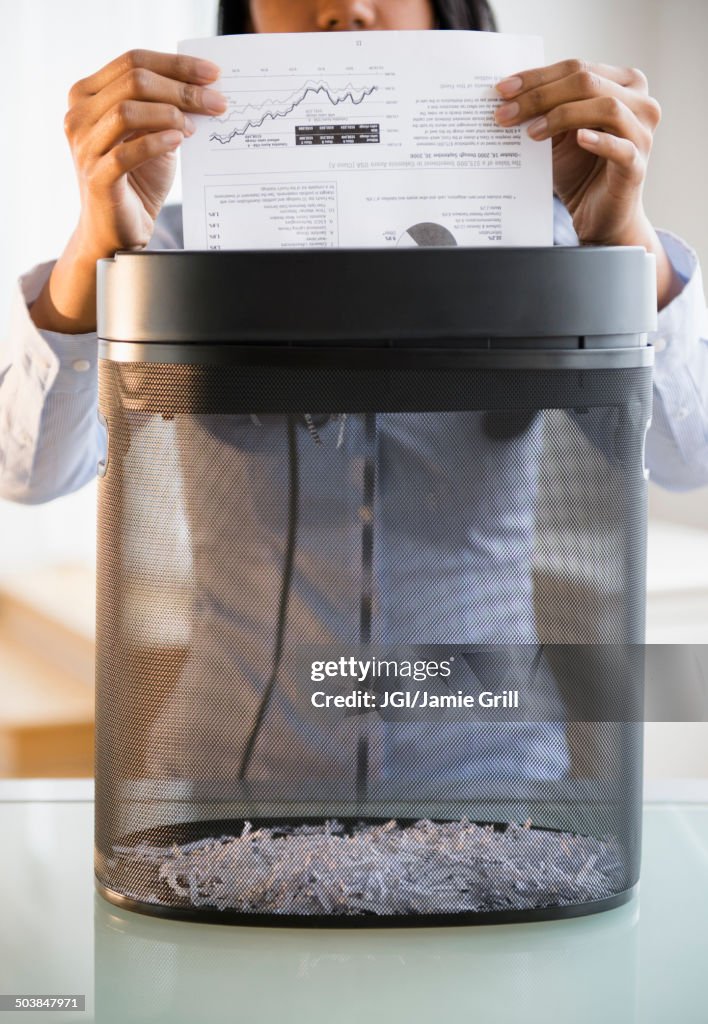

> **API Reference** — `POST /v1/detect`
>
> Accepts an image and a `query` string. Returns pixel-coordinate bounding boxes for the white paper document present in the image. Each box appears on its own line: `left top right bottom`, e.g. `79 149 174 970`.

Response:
178 31 552 250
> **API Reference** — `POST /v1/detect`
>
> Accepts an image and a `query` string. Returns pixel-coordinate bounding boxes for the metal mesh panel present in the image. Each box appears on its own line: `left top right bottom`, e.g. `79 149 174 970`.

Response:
95 357 651 924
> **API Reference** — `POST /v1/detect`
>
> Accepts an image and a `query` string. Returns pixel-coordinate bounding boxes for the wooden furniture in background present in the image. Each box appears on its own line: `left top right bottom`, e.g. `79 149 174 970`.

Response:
0 565 95 777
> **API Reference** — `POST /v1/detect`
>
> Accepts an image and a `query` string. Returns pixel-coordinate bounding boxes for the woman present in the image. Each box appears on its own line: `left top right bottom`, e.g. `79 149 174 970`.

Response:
4 0 706 496
2 0 707 791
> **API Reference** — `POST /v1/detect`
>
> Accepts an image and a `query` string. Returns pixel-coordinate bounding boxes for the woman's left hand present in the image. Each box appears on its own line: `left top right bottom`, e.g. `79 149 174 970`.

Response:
495 58 662 248
494 58 682 308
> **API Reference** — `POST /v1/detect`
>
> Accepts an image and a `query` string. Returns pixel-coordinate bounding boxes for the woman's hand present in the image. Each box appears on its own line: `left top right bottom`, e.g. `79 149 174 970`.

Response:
66 48 225 258
494 59 682 309
494 59 660 246
31 49 226 333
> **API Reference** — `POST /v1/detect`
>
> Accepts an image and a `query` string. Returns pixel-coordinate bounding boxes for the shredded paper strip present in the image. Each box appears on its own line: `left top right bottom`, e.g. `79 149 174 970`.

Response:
109 818 625 916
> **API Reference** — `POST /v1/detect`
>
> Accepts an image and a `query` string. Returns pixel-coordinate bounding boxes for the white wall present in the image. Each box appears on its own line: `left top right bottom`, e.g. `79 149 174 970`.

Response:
493 0 708 273
0 0 219 571
0 0 218 307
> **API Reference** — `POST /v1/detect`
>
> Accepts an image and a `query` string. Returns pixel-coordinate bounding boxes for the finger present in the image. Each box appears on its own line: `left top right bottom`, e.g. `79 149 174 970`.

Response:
496 59 649 99
525 96 652 152
576 128 646 186
88 129 183 188
495 70 661 131
69 49 220 105
78 101 196 162
73 67 227 131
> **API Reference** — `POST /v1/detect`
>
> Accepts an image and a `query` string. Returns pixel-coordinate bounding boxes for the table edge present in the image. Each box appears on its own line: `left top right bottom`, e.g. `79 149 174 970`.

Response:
0 778 707 805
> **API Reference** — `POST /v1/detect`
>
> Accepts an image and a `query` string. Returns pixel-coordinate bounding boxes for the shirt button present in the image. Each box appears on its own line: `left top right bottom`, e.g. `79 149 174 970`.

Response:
72 359 91 373
676 405 690 421
653 337 667 352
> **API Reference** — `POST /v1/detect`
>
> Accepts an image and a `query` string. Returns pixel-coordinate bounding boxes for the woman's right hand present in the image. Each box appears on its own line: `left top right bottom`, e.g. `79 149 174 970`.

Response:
30 49 226 334
65 49 225 257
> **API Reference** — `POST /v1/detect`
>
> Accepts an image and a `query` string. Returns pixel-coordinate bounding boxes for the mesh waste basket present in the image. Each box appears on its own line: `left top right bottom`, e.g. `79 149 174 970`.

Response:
94 246 655 925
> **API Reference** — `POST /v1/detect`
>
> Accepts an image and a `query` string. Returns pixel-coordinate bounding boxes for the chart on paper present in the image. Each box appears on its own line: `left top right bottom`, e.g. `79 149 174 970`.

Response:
209 74 389 149
179 31 554 250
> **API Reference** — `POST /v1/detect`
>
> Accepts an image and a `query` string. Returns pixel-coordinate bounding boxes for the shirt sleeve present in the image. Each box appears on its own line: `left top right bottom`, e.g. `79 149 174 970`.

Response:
644 229 708 491
553 197 708 491
0 261 103 504
0 205 183 505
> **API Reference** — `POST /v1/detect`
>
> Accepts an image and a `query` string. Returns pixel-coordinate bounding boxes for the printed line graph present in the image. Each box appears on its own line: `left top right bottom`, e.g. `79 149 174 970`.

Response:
209 80 379 144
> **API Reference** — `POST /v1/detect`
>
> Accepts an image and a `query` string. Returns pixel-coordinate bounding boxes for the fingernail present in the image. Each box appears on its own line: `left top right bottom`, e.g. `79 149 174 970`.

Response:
579 129 600 145
527 116 548 139
496 76 523 98
183 115 196 136
202 88 228 114
495 101 520 123
195 59 221 83
163 130 183 148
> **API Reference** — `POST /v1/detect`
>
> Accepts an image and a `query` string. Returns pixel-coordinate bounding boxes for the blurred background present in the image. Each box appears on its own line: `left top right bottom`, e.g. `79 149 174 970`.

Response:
0 0 706 779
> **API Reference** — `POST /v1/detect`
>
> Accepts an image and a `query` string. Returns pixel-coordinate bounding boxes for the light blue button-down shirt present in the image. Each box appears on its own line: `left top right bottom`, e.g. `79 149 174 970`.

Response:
1 198 707 505
1 199 706 788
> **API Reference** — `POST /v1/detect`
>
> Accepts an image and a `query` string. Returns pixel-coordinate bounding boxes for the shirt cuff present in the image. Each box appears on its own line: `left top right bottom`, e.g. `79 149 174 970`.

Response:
14 260 99 394
647 229 708 484
653 229 708 338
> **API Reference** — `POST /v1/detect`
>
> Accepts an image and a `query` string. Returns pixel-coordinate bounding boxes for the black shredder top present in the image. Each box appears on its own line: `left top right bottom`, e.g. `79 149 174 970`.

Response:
97 247 657 350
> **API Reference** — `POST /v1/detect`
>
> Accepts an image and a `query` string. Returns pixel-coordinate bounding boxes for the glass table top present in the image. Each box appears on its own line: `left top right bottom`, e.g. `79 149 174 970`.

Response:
1 785 707 1023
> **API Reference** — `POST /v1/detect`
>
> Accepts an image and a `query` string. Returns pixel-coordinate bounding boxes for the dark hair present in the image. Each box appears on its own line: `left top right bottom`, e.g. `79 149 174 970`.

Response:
218 0 497 35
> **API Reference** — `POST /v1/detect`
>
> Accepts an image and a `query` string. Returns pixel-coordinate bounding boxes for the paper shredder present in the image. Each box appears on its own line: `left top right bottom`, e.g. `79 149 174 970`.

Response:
94 247 655 925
